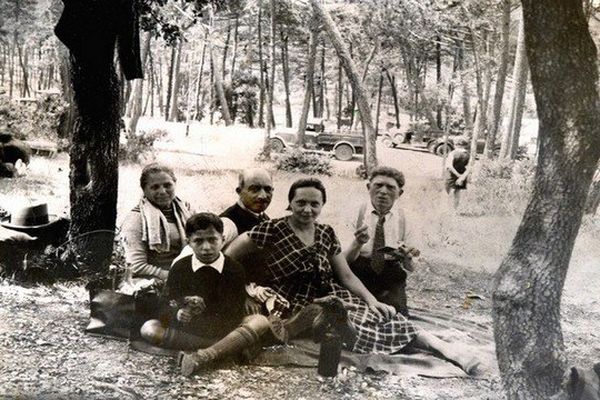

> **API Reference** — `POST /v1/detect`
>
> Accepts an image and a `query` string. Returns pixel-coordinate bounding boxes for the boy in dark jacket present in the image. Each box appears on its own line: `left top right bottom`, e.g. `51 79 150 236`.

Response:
139 212 271 376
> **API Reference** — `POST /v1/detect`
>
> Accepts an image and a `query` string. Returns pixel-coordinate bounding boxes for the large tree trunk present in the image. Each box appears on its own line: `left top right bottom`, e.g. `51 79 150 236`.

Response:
486 0 511 158
500 19 528 159
68 56 120 269
310 0 377 172
297 23 319 147
492 2 600 399
194 35 207 121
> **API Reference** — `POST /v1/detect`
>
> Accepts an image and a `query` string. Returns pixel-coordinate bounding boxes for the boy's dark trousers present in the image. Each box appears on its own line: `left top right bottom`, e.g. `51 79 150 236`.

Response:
349 256 409 317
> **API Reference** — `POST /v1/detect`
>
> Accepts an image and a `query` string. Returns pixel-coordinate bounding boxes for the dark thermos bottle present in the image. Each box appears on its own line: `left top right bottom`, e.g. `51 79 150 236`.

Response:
317 332 343 377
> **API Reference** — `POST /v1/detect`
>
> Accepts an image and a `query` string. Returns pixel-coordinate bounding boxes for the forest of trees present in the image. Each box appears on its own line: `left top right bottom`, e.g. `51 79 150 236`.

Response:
2 0 580 161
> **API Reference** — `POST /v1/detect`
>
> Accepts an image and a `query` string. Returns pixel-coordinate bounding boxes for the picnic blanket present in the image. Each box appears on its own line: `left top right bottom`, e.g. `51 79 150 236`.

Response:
128 307 497 378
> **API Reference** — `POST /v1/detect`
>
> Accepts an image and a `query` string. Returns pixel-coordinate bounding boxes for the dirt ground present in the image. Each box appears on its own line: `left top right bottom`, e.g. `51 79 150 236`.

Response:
1 122 599 399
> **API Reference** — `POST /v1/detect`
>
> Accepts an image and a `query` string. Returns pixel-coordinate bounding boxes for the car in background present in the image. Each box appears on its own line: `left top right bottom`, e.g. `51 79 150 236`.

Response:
383 119 537 159
268 118 364 161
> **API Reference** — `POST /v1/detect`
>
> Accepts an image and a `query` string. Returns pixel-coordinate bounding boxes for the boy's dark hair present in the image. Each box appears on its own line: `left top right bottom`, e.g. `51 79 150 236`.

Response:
369 166 405 188
288 177 327 205
185 212 224 236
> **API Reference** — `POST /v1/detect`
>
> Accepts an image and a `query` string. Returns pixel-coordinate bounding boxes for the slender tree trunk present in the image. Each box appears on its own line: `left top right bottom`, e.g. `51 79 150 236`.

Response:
486 0 512 158
257 0 265 128
128 31 152 134
386 70 401 128
267 0 276 131
16 42 30 98
500 19 528 159
350 42 378 130
194 35 207 121
375 71 383 135
436 36 443 128
336 60 343 129
156 55 164 117
492 1 600 398
457 39 473 135
297 23 319 146
222 22 231 80
207 5 232 126
165 45 176 120
584 164 600 215
168 40 184 122
230 15 239 79
280 30 292 128
310 0 377 172
319 41 326 118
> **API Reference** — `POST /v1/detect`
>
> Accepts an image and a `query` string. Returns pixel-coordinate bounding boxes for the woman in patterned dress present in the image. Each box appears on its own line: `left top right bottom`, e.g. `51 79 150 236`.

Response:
225 178 480 374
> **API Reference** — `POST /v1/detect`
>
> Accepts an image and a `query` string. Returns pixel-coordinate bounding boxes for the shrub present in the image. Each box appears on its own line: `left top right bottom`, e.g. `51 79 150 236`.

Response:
0 94 67 141
119 128 168 163
274 149 332 176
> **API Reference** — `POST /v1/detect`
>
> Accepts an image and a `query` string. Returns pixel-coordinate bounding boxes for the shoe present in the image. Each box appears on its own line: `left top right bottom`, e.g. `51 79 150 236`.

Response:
178 351 212 377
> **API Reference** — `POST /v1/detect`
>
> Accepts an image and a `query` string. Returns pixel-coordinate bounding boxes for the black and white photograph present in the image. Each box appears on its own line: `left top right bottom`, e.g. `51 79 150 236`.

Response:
1 0 599 399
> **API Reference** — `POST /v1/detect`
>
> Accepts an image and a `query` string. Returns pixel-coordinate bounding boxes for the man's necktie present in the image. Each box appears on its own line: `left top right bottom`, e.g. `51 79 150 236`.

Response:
371 213 386 274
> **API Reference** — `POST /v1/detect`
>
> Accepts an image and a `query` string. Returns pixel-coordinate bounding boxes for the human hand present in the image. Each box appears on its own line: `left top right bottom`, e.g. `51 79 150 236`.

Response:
244 297 263 315
367 300 397 321
353 225 369 245
177 307 193 323
254 286 279 303
183 296 206 316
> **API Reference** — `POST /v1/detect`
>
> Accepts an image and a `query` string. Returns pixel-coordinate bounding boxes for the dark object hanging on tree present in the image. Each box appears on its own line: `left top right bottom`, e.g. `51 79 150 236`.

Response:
54 0 143 80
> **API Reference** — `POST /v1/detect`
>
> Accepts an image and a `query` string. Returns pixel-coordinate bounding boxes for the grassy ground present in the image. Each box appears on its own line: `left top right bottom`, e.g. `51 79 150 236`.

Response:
1 131 599 399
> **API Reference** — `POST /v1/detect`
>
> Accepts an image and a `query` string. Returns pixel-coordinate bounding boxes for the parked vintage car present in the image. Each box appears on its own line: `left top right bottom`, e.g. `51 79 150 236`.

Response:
268 119 364 161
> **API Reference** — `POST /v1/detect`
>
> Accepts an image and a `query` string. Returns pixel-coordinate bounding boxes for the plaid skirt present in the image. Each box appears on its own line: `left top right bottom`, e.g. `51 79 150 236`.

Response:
329 283 417 354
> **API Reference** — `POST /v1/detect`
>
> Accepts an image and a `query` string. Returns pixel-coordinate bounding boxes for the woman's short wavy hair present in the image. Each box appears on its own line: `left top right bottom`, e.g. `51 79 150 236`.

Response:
139 163 177 189
287 178 327 205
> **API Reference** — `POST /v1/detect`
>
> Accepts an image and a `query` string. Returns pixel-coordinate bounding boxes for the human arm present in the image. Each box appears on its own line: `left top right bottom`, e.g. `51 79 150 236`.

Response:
223 232 260 262
342 224 369 263
221 217 239 248
330 252 396 321
120 211 169 281
223 233 269 311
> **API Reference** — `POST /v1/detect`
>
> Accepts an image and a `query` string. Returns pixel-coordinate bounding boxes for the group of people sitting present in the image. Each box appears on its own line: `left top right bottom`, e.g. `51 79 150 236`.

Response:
120 163 480 377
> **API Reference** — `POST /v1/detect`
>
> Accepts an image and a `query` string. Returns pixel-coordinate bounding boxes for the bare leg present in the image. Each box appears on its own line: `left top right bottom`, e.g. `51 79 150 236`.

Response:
452 188 461 209
412 331 480 375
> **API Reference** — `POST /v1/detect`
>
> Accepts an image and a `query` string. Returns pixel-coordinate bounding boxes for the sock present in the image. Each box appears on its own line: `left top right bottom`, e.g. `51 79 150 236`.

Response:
195 315 269 362
160 328 216 351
